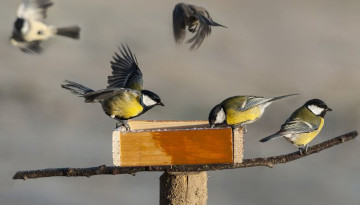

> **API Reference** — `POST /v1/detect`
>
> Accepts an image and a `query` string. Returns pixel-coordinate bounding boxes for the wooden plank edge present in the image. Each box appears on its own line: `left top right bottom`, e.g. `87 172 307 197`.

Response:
124 126 231 134
127 120 214 131
112 130 121 166
233 127 244 163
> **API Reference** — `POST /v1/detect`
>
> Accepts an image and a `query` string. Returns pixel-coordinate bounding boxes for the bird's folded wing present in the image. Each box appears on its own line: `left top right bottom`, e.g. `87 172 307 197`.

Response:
237 96 270 111
279 119 318 135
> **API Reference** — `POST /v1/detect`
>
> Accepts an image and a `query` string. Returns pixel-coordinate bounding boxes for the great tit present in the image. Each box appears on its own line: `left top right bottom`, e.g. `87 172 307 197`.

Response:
11 0 80 54
172 3 226 50
61 45 164 130
208 94 297 132
259 99 332 154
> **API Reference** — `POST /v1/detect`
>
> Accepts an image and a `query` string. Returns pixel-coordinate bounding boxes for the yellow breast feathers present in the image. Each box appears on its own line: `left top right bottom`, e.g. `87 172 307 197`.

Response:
102 91 143 119
292 118 324 147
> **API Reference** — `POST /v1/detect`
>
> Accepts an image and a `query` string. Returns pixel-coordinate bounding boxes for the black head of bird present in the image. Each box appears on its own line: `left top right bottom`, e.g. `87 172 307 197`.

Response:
141 90 164 109
12 18 26 42
172 3 226 50
305 99 332 117
208 104 225 128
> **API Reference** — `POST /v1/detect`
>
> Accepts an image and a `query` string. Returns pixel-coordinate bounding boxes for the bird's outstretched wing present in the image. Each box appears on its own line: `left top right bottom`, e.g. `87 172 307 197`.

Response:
17 0 53 21
173 3 192 44
107 44 143 91
12 40 42 54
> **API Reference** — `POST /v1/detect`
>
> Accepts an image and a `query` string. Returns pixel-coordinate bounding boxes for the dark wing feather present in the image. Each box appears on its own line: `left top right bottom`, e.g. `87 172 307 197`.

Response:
239 96 269 111
187 23 211 50
107 44 143 91
17 40 43 54
172 3 188 44
239 94 298 111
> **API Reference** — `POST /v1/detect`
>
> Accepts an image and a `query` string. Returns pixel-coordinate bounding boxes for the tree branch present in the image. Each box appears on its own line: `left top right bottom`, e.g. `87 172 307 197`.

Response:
13 131 357 180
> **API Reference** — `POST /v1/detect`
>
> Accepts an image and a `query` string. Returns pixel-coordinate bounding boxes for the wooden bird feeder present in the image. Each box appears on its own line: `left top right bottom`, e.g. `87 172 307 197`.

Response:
112 120 244 204
112 121 244 167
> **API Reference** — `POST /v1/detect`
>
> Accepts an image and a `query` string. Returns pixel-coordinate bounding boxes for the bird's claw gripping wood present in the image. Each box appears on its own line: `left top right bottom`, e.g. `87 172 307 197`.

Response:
116 121 130 131
299 145 310 155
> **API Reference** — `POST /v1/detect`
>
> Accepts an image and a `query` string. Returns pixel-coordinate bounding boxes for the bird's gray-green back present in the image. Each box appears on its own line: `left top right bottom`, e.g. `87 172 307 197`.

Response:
83 88 140 103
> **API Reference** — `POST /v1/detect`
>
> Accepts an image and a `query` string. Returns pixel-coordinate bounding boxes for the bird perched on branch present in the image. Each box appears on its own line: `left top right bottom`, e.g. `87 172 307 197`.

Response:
10 0 80 54
260 99 332 155
61 45 164 130
172 3 226 50
208 94 297 132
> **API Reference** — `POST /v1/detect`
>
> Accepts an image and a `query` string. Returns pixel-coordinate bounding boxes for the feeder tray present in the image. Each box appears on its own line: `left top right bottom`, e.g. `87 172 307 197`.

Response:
112 121 243 166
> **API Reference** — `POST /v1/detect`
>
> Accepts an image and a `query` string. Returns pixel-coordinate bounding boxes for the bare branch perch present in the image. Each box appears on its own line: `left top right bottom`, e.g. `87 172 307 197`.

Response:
13 131 357 180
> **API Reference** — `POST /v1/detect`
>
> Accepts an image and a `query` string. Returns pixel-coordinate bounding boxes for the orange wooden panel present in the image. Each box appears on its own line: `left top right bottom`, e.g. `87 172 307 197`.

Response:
116 128 233 166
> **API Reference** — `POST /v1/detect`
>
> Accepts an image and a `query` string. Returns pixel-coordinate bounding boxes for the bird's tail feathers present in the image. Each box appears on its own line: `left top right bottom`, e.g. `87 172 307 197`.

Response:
259 133 282 143
197 15 227 28
56 26 80 39
211 21 227 28
61 80 94 97
269 94 298 103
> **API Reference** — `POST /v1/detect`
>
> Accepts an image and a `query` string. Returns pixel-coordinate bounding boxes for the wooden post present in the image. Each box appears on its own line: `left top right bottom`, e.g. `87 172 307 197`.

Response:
160 172 208 205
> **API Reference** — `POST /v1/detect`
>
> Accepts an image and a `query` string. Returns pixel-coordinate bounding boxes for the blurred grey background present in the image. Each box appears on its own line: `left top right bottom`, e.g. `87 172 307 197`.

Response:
1 0 359 204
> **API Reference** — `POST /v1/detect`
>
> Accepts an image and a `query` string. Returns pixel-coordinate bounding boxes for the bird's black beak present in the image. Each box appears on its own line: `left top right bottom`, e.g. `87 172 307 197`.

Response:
326 107 332 111
158 102 164 106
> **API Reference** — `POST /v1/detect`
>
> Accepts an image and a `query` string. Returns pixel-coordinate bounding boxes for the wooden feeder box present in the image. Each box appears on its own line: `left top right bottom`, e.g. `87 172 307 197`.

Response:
112 121 244 166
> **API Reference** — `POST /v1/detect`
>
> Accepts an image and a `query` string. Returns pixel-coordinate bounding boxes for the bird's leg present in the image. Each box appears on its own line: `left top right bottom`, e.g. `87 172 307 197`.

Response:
231 124 247 135
241 124 247 134
304 144 309 154
299 147 304 155
299 145 309 155
116 120 130 131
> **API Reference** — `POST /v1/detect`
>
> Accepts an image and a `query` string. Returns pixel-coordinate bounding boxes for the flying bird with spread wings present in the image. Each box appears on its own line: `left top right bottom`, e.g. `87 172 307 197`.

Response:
172 3 226 50
61 45 164 131
11 0 80 54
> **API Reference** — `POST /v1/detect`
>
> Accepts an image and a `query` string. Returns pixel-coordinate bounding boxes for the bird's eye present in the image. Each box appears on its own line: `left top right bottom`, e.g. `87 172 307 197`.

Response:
37 30 43 35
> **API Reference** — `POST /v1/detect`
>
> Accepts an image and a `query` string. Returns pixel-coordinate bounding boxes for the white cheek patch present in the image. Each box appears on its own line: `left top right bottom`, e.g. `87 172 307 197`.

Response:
142 94 157 106
308 105 324 115
21 21 29 34
214 108 226 124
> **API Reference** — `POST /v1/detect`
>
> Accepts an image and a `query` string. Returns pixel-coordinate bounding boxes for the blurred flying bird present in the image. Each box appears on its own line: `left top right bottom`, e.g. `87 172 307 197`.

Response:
11 0 80 54
61 45 164 130
260 99 332 155
172 3 226 50
209 94 297 132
